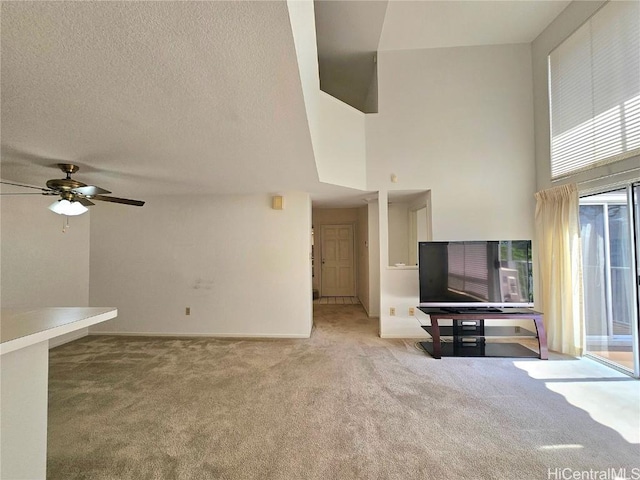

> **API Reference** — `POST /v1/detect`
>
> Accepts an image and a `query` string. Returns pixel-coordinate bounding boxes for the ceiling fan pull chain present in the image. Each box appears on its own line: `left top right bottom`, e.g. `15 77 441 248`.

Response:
62 215 70 233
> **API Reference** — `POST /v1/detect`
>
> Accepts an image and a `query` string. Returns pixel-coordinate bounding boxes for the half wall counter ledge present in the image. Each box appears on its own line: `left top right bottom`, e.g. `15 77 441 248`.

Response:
1 307 117 480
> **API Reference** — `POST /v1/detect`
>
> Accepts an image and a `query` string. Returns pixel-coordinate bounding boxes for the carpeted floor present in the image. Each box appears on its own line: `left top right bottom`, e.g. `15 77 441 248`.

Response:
48 305 639 479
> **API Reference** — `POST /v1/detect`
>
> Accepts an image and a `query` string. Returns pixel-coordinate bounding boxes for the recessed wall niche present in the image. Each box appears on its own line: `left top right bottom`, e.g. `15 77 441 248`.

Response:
388 190 432 267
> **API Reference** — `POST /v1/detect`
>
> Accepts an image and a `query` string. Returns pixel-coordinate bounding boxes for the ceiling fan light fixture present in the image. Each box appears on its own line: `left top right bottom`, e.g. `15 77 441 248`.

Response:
48 199 88 216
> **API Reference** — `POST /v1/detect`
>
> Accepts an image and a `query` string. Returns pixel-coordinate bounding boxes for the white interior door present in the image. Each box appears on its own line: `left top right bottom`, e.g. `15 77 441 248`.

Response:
321 224 355 297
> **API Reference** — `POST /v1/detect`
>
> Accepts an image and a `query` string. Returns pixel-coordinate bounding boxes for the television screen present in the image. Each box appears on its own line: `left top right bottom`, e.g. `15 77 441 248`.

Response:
418 240 533 308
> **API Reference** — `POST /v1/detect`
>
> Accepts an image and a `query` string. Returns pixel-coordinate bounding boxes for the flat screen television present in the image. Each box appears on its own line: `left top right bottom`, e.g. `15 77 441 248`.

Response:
418 240 533 309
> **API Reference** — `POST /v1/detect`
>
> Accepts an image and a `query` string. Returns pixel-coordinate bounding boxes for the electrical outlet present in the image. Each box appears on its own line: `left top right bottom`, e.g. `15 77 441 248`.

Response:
408 307 415 316
185 307 191 316
390 307 396 316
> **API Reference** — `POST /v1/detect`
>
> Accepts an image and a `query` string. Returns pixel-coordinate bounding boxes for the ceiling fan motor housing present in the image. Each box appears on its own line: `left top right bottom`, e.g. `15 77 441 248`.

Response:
46 178 86 191
45 163 86 191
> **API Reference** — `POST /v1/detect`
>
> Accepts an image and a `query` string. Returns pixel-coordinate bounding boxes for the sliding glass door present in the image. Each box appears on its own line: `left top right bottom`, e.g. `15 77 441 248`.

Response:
579 185 640 376
634 184 640 375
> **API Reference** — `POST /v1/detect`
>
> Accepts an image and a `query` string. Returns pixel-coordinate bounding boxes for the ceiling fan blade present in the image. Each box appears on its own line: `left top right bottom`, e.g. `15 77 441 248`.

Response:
0 192 51 195
92 195 145 207
77 197 95 207
73 185 111 196
0 180 52 192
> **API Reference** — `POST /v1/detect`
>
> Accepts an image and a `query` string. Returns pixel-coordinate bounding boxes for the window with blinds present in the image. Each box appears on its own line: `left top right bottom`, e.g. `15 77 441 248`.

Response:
548 1 640 180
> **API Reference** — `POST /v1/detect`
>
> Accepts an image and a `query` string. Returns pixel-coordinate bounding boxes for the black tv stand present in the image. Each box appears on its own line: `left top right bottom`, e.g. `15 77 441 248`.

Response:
417 307 547 359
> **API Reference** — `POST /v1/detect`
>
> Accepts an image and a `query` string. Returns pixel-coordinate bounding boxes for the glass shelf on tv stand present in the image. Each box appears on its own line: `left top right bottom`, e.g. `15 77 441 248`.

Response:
421 325 537 338
418 341 540 358
417 307 548 359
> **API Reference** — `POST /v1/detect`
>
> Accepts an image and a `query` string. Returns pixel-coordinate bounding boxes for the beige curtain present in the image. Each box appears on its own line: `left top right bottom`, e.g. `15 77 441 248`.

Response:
534 183 584 356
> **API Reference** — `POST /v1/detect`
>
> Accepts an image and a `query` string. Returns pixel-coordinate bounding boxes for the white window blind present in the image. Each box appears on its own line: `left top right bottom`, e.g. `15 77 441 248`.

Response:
549 1 640 179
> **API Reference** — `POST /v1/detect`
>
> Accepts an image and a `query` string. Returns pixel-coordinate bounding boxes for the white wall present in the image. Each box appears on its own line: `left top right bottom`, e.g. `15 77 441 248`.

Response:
0 189 91 346
367 44 536 337
387 191 431 267
287 0 367 191
1 191 90 308
315 92 367 190
356 205 369 314
89 192 313 337
387 202 410 266
367 200 380 319
378 189 421 337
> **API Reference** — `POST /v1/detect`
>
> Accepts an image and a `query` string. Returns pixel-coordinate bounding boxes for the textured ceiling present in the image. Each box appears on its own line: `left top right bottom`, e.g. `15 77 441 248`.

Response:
2 1 570 207
1 1 320 198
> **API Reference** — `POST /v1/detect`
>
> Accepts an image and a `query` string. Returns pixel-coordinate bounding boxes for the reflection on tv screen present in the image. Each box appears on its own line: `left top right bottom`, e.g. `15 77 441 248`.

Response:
418 240 533 307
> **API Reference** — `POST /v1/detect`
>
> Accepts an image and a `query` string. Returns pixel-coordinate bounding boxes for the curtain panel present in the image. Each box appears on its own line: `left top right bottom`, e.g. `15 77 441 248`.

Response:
534 183 584 356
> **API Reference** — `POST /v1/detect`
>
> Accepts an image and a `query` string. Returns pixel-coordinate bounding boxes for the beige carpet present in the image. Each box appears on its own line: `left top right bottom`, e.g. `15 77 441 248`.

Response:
48 305 639 479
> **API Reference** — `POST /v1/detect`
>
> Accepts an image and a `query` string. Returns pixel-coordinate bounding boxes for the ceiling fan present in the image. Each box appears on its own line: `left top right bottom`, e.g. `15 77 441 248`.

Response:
0 163 145 215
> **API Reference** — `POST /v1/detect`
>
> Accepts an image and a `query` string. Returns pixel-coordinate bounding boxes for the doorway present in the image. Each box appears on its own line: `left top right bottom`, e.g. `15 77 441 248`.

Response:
579 185 640 376
320 224 355 297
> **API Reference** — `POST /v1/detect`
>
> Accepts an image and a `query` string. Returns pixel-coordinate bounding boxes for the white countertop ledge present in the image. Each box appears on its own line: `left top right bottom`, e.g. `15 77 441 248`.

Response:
0 307 117 355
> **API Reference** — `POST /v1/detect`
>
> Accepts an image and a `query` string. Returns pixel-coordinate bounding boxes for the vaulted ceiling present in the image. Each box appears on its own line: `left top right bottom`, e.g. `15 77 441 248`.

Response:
315 0 570 113
1 1 570 205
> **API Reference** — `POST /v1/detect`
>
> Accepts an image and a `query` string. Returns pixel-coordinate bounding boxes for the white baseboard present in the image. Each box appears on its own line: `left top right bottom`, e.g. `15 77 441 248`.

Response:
89 331 311 339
